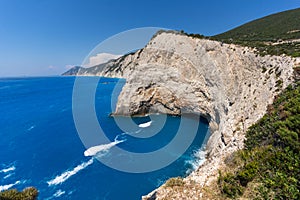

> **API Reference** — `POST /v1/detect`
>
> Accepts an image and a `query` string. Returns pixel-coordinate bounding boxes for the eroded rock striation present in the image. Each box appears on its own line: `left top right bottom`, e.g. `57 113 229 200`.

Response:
64 31 298 199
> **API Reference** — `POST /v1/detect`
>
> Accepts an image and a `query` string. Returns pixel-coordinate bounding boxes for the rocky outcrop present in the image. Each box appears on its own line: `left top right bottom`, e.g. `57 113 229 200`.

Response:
64 31 297 199
62 66 83 76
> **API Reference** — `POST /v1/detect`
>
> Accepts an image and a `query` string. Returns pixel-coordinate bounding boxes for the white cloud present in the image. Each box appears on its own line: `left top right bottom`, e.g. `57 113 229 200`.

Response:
85 53 122 67
48 65 56 70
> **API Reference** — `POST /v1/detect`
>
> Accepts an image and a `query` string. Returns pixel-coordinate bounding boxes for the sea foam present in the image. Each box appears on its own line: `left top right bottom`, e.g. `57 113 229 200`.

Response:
47 159 94 186
0 181 20 192
138 121 152 128
185 148 206 174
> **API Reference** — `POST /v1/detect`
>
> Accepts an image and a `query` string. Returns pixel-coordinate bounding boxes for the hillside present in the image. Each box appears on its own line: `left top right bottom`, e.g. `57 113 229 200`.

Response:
63 30 297 199
213 8 300 57
214 8 300 41
62 8 300 200
205 82 300 199
145 81 300 200
142 9 300 200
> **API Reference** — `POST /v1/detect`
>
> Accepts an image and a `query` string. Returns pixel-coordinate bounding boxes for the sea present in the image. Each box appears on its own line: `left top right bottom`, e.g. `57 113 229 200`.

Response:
0 76 209 200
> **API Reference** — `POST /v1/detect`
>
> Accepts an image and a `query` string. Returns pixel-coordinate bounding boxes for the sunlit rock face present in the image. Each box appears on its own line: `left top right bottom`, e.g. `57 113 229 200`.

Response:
64 31 296 196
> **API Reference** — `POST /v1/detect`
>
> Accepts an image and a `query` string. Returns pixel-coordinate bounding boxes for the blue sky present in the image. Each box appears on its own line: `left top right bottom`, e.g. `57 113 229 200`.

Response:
0 0 300 77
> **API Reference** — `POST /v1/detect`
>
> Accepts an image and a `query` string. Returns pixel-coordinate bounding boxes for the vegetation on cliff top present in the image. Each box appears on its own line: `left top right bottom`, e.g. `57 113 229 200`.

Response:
0 187 38 200
205 10 300 199
213 14 300 195
214 8 300 41
212 8 300 57
218 82 300 199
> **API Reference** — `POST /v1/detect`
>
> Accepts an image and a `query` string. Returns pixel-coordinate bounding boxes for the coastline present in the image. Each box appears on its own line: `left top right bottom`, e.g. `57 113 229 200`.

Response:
63 32 297 199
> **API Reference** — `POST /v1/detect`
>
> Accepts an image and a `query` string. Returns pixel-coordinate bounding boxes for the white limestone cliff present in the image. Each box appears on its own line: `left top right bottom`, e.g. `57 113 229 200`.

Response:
64 31 297 199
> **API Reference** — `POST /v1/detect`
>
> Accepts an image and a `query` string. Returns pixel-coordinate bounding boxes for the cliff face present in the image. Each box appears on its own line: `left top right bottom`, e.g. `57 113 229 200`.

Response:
64 32 297 198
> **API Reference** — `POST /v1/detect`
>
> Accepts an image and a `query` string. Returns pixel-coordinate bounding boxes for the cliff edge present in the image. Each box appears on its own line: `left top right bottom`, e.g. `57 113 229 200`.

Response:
64 31 298 199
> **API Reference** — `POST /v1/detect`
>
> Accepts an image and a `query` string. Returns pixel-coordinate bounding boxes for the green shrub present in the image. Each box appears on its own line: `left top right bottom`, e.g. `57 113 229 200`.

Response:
218 83 300 199
237 162 258 186
0 187 38 200
218 172 244 198
164 177 184 187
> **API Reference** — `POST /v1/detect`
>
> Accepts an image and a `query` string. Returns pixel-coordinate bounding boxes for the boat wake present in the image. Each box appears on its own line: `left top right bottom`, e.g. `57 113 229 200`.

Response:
53 189 65 197
0 181 20 192
27 125 35 131
84 135 126 157
47 159 94 186
3 173 13 179
47 134 126 186
0 166 16 173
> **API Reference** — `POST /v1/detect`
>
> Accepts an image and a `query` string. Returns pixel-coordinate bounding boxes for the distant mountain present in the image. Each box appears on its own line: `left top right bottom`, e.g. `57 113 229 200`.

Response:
62 50 138 77
213 8 300 57
62 66 83 76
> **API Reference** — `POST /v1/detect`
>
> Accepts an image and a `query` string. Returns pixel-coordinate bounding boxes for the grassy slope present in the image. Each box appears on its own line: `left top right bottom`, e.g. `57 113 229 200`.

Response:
214 8 300 41
212 8 300 57
217 82 300 199
212 9 300 199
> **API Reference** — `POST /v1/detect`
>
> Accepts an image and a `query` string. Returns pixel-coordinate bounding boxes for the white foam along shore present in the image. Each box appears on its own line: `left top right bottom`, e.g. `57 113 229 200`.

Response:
47 159 94 186
138 121 152 128
0 166 16 173
0 181 20 192
186 149 207 172
84 138 125 157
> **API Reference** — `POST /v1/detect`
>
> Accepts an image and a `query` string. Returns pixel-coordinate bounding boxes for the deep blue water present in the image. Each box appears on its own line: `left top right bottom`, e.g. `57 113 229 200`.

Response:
0 77 209 200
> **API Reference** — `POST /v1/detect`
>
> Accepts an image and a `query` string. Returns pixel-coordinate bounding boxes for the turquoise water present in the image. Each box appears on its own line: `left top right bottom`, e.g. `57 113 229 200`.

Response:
0 77 209 200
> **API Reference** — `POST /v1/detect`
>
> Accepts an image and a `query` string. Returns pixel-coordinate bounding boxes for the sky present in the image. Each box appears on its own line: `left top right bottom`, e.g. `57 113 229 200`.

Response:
0 0 300 77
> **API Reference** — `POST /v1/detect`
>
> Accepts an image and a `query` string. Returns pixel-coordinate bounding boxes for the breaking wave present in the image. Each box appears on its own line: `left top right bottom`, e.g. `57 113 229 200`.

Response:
185 148 206 174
